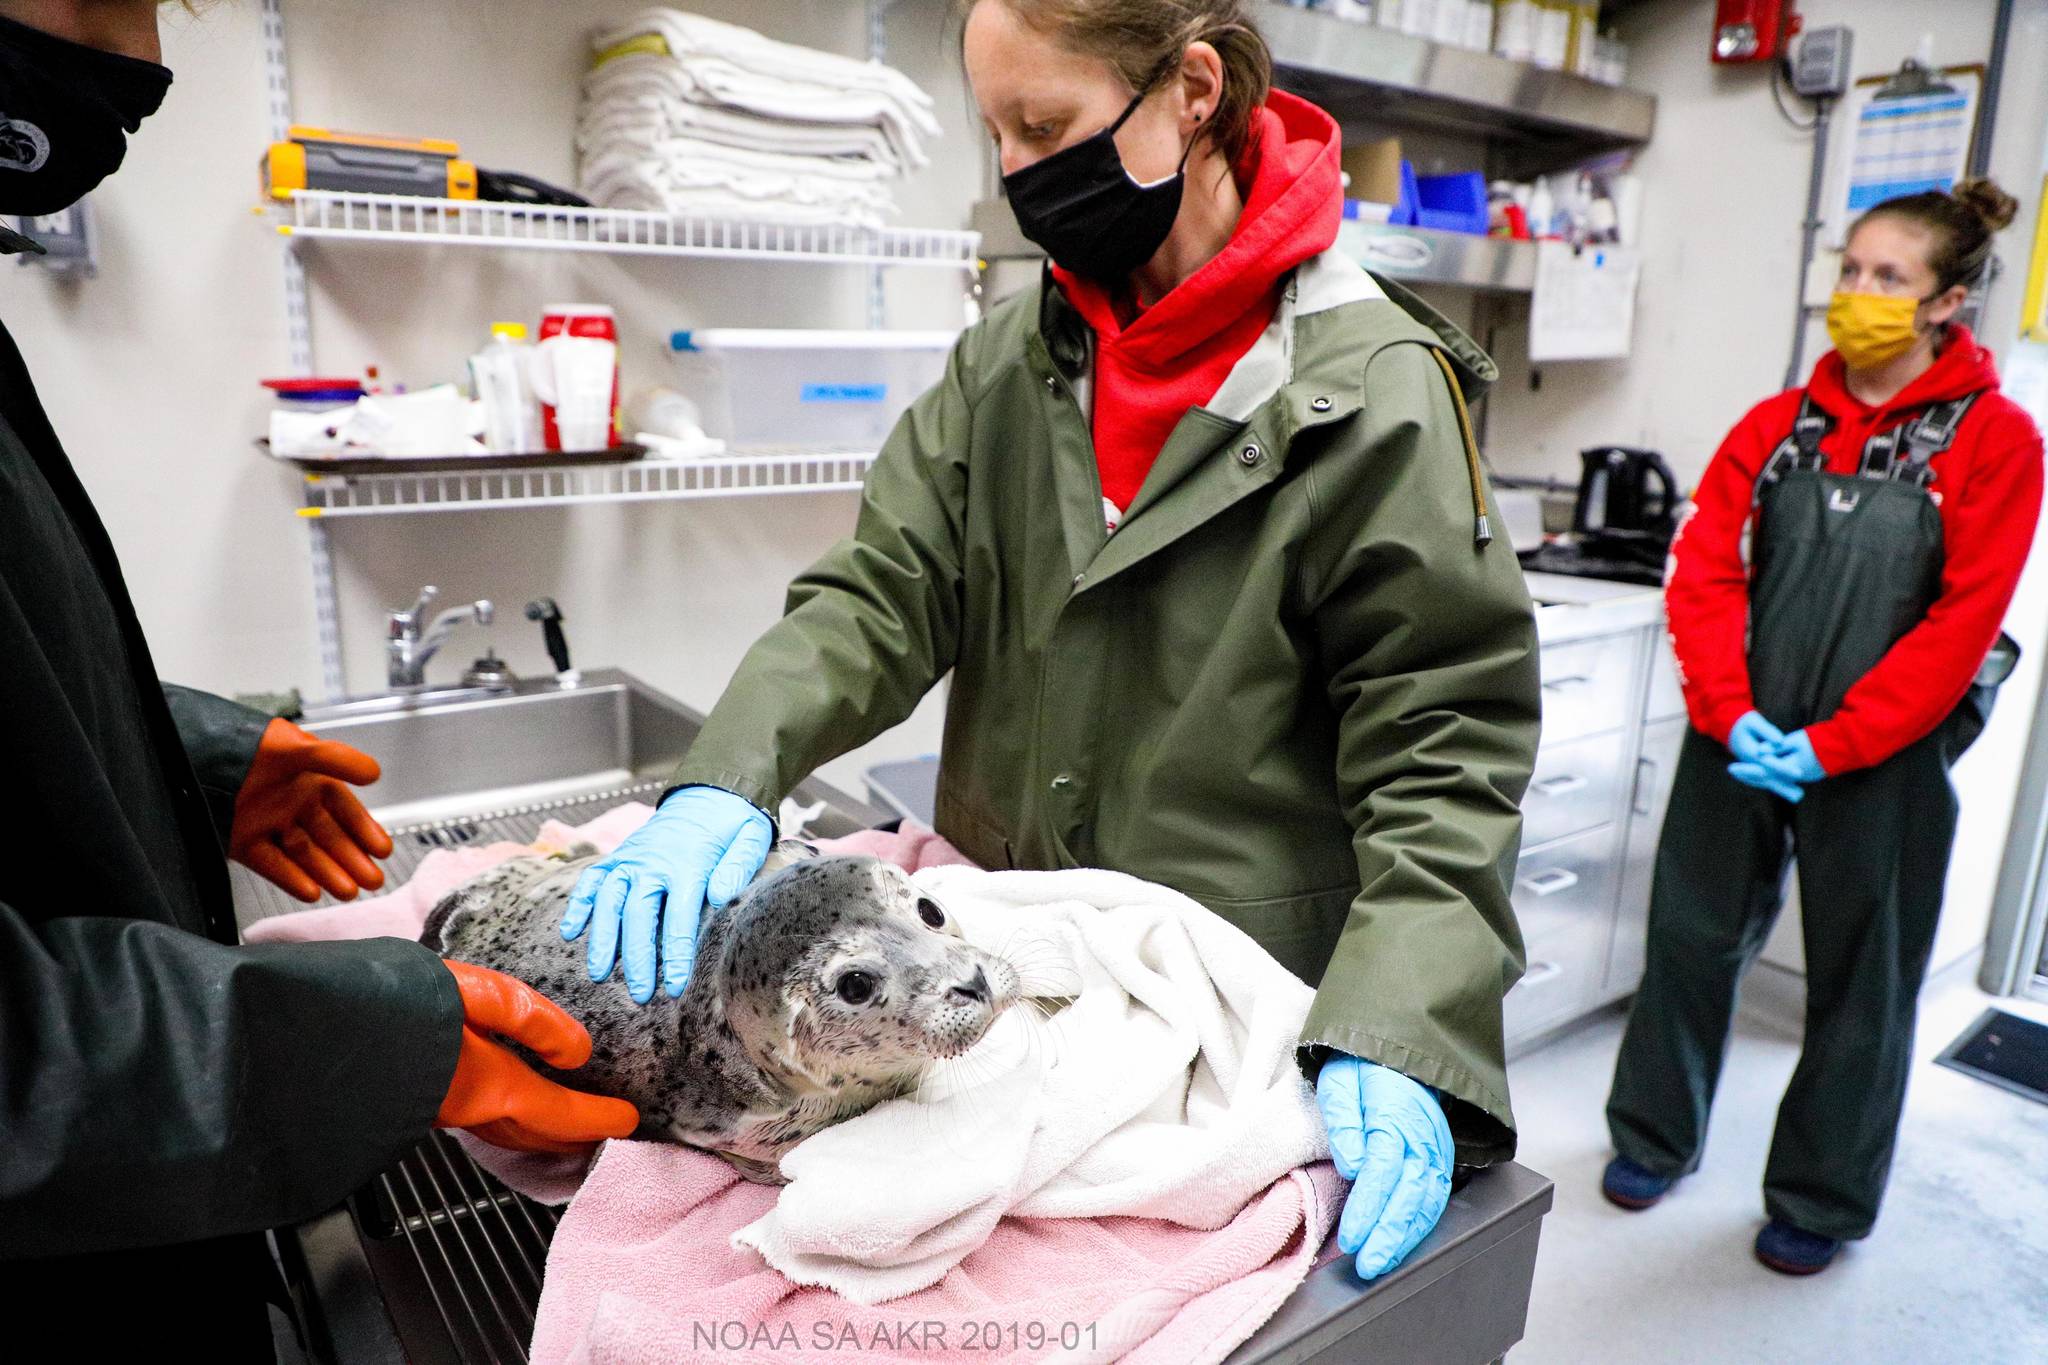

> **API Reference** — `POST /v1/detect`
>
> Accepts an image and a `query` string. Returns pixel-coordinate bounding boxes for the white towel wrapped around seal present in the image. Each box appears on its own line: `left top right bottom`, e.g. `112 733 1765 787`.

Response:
732 866 1332 1305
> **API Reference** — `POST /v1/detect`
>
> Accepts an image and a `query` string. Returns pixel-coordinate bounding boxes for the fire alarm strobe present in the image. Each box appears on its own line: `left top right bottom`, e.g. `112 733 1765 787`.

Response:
1714 0 1803 64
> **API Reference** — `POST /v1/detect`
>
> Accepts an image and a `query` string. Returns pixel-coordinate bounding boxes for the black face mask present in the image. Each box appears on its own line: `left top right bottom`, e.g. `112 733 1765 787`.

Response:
0 14 171 217
1003 86 1196 284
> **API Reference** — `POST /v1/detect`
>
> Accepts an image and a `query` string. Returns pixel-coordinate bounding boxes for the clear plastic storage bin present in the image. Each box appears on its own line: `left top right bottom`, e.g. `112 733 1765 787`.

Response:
666 329 957 450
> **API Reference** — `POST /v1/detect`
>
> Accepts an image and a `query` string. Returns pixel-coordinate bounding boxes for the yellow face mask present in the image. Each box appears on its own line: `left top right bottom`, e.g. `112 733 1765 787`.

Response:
1826 291 1930 370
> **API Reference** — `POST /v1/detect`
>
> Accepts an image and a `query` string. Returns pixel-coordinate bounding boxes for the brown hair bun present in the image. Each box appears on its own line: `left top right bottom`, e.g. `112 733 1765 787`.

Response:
1951 176 2020 234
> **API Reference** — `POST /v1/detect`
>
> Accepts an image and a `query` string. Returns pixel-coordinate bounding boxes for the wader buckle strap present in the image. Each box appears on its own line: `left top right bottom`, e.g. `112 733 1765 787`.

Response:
1756 395 1834 502
1758 390 1984 499
1889 391 1982 488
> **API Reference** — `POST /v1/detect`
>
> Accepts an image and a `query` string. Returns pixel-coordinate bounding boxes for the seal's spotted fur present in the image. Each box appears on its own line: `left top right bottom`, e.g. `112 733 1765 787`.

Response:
422 844 1017 1183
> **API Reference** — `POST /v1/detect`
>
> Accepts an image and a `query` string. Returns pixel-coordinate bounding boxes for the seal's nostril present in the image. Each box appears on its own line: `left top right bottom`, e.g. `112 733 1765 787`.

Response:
948 965 990 1006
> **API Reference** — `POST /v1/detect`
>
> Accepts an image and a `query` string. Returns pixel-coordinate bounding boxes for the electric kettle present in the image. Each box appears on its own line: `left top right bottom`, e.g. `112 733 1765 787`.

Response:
1573 446 1681 536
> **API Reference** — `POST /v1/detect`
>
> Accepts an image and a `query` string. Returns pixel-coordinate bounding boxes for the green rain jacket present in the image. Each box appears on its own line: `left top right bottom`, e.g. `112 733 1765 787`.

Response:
675 250 1541 1165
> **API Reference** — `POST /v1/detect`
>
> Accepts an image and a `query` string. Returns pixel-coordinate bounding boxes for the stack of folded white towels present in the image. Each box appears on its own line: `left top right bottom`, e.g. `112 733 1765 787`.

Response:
577 8 942 229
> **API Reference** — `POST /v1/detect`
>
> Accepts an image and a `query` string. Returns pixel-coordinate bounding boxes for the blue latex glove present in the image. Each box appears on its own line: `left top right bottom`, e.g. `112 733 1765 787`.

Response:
1727 761 1807 803
1316 1055 1454 1281
1763 729 1828 784
561 786 772 1004
1726 710 1788 765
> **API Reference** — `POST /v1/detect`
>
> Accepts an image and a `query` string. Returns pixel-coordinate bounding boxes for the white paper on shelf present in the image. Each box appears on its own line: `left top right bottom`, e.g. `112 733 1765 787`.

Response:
1530 241 1640 363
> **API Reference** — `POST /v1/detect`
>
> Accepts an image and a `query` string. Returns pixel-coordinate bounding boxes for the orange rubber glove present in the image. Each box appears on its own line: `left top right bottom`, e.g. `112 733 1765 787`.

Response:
435 961 642 1154
229 718 395 902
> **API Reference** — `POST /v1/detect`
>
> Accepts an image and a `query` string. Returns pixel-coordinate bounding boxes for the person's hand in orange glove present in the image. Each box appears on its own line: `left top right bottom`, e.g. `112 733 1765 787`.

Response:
436 960 642 1153
229 718 395 902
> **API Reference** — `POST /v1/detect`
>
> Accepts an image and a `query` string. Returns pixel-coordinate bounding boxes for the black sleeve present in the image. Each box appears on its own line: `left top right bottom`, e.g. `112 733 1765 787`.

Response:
161 685 271 848
0 905 463 1259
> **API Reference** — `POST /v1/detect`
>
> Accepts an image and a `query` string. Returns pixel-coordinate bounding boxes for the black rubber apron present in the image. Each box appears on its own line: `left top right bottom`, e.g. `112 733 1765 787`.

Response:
1606 385 2019 1240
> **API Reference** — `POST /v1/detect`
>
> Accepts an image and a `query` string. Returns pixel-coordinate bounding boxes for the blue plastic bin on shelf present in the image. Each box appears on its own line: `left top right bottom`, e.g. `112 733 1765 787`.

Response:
1414 172 1489 235
1389 159 1419 225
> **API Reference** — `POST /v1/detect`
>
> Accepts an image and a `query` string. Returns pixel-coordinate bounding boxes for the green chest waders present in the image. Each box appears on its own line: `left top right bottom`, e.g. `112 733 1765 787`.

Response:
1606 386 2020 1241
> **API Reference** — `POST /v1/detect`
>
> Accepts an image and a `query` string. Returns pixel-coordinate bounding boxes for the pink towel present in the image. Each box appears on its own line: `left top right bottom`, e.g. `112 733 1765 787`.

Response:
244 812 1340 1361
811 821 980 873
531 1140 1346 1365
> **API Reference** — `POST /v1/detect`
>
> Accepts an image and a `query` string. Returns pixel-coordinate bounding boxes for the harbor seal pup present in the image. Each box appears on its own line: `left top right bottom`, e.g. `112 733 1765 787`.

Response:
422 842 1020 1183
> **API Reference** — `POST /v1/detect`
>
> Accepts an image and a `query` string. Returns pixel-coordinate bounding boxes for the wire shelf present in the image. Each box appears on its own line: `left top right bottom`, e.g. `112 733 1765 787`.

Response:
295 447 877 517
274 190 982 270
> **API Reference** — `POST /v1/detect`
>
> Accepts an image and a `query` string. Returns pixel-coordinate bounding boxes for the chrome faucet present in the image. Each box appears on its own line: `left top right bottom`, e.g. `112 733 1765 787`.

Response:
387 585 494 690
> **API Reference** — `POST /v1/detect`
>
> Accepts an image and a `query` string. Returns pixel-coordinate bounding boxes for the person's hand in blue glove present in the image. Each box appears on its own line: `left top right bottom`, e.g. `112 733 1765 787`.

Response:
1727 726 1827 803
1762 729 1828 784
1726 761 1807 803
560 786 773 1004
1726 710 1788 765
1316 1054 1454 1281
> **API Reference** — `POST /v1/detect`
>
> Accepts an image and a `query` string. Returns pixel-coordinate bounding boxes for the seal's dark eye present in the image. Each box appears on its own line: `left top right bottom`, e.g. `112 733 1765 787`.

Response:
917 898 946 929
835 971 877 1005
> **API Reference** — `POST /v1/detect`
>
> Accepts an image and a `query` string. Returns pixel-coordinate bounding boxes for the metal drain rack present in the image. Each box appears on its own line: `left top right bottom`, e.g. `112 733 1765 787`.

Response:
355 1132 561 1364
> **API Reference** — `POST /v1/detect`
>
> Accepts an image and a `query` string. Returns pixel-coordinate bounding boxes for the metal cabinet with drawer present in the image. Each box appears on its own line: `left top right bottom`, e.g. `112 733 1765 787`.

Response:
1506 828 1622 1039
1644 633 1687 724
1504 627 1645 1048
1522 731 1629 851
1608 715 1688 994
1536 631 1641 745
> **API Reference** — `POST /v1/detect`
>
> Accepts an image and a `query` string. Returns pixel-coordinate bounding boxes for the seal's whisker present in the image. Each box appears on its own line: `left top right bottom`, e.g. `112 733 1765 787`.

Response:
905 1059 1002 1159
1011 1002 1067 1070
980 926 1064 968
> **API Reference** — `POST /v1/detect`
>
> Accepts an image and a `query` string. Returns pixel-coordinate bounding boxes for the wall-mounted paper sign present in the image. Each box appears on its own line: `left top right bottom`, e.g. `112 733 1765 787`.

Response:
1530 242 1641 363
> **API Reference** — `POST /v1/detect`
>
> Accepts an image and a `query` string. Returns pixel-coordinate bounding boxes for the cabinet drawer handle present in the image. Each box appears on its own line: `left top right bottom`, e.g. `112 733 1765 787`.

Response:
1533 774 1590 797
1508 960 1563 993
1542 674 1593 692
1632 756 1659 817
1519 868 1580 897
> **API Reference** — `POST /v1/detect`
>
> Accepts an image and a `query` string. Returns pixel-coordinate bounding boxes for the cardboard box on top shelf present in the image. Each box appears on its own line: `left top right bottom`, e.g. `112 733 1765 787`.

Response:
1341 137 1405 209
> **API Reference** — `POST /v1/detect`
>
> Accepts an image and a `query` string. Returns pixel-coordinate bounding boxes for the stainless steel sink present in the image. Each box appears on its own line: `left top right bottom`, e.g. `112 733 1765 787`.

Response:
301 669 702 827
230 668 886 931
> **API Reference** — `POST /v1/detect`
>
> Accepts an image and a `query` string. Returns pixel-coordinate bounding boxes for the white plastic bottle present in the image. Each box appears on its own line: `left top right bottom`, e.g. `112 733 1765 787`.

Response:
1527 177 1555 239
469 322 542 454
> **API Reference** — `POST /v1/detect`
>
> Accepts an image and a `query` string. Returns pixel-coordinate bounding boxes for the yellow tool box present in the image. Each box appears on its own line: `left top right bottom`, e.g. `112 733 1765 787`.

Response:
262 126 478 201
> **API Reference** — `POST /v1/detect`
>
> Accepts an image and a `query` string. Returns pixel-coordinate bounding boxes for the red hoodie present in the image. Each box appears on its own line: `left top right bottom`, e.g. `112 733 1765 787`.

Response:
1053 90 1342 518
1665 329 2044 774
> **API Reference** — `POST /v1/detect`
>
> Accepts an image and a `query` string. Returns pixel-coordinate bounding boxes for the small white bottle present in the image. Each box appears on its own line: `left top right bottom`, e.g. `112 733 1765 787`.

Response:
470 322 542 454
1527 177 1555 239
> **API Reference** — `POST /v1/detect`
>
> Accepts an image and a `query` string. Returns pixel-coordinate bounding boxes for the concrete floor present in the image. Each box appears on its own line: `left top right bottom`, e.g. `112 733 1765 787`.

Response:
1507 969 2048 1363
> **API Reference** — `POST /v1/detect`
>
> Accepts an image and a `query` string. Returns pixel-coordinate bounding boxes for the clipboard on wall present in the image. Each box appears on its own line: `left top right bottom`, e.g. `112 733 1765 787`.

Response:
1825 61 1985 249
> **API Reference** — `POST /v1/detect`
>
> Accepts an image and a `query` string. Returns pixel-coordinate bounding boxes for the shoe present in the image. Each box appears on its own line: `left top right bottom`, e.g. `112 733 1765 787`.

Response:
1601 1155 1676 1210
1754 1219 1843 1275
